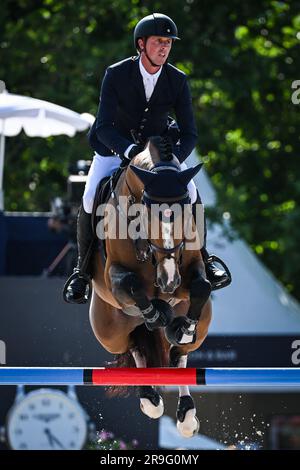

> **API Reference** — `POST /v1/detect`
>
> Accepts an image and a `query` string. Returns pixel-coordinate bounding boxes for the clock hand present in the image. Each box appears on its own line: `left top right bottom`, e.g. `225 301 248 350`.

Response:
45 428 64 449
51 435 65 449
44 428 55 448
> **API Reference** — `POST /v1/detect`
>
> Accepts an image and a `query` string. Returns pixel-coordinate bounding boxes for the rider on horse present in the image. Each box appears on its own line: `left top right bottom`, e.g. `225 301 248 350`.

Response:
64 13 231 304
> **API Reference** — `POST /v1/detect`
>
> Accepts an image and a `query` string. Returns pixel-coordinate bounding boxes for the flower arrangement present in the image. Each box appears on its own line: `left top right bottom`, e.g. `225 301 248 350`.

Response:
87 429 139 450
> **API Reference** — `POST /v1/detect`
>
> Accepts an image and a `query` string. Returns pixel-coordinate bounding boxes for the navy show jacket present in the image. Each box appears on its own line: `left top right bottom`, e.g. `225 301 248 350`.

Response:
88 56 198 163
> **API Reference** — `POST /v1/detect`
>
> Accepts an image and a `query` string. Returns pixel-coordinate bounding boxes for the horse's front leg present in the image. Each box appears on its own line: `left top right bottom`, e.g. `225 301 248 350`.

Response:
169 347 199 438
131 348 164 419
165 265 211 346
108 263 174 330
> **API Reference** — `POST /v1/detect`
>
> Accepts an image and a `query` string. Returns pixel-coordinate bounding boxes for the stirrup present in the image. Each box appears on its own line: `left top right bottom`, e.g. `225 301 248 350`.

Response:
62 270 92 303
207 254 232 291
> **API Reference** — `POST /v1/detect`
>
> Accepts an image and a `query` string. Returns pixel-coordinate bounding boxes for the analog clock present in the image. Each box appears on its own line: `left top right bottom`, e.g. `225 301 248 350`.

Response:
7 388 87 450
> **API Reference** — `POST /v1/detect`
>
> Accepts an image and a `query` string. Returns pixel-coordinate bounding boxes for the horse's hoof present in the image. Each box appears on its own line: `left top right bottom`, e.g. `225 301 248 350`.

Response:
177 409 200 438
140 396 164 419
164 317 197 346
144 299 174 330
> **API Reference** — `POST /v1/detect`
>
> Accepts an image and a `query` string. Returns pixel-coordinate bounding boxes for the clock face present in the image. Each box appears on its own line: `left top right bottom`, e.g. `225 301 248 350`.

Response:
7 389 87 450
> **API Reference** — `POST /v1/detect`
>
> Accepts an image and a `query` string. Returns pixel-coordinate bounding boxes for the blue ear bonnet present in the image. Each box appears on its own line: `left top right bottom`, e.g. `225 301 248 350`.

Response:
142 163 190 206
130 161 203 207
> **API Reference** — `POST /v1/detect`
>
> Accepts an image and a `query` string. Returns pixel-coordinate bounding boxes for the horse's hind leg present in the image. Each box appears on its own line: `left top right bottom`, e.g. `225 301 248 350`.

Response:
131 348 164 419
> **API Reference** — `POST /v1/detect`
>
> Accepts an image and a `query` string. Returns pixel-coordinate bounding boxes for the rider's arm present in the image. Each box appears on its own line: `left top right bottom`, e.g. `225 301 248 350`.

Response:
91 67 133 156
173 77 198 163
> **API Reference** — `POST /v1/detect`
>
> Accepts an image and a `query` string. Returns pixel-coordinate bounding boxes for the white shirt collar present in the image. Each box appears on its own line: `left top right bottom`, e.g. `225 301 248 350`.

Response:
139 58 162 83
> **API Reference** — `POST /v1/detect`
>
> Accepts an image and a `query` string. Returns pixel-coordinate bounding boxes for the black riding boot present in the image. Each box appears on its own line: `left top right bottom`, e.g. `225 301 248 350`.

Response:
192 192 231 290
63 204 95 304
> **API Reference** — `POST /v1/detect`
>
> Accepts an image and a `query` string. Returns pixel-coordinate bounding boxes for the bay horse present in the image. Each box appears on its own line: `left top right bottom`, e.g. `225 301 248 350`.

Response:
90 136 212 437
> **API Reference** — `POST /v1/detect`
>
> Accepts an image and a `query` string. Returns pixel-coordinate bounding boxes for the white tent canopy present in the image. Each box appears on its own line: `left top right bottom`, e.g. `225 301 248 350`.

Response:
0 92 94 138
0 85 94 210
187 150 300 335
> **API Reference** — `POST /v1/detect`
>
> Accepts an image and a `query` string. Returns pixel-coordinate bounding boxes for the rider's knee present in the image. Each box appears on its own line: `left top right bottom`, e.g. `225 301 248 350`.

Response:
187 179 197 205
180 163 197 205
82 192 94 214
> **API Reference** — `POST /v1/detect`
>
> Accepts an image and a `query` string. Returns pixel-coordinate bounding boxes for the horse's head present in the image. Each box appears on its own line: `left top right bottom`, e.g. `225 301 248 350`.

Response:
130 145 202 294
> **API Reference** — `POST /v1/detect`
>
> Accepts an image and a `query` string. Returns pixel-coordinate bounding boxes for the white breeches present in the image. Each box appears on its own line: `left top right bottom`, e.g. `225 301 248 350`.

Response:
82 153 197 214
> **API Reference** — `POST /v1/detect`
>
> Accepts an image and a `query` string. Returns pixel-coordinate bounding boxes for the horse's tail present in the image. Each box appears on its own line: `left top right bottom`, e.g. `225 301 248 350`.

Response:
106 325 169 397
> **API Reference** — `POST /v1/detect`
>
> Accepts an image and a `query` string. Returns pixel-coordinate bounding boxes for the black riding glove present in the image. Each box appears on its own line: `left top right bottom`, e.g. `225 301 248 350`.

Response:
125 144 144 161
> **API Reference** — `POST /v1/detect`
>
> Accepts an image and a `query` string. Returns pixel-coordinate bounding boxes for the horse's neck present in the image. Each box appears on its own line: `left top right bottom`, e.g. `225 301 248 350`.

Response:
116 141 179 200
117 165 144 201
118 148 154 200
133 145 158 169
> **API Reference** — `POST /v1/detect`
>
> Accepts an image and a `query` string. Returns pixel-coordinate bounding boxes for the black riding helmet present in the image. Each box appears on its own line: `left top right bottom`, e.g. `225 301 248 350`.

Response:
134 13 180 50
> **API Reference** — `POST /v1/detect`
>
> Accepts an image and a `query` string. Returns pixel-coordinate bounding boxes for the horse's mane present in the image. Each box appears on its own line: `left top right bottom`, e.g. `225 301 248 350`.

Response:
133 136 178 170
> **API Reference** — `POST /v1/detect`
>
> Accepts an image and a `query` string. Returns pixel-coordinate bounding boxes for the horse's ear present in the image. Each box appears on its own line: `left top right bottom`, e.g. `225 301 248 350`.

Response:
178 163 203 186
130 165 156 187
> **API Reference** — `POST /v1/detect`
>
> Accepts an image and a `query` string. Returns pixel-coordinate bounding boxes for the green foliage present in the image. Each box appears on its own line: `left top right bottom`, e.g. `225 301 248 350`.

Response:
1 0 300 300
180 0 300 300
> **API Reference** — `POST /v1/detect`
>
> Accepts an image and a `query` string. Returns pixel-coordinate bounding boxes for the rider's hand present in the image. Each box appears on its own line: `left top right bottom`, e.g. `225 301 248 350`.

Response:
126 144 145 160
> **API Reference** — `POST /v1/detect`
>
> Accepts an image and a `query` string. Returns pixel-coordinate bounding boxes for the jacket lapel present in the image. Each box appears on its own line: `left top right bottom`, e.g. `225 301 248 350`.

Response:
131 57 147 103
130 58 171 107
148 65 170 106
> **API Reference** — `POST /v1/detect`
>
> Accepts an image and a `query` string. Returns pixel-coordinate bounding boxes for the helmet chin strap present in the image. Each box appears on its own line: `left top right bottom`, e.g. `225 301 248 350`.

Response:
141 38 161 68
